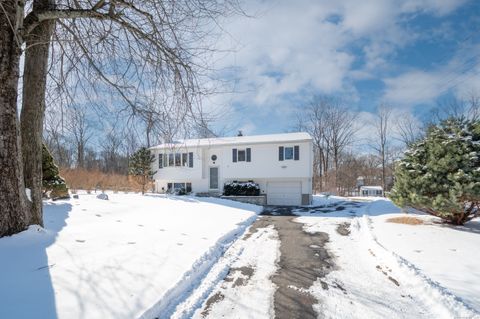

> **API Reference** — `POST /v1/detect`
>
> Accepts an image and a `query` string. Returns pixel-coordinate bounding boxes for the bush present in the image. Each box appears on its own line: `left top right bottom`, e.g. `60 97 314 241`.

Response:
60 168 150 193
224 181 260 196
389 118 480 225
42 144 70 200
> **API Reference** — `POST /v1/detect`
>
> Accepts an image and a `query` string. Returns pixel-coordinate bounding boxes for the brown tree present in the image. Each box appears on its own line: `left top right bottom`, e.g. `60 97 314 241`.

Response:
0 0 30 237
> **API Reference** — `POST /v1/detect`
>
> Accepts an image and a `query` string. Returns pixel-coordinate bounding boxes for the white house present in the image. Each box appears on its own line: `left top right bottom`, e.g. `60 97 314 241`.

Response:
150 132 313 206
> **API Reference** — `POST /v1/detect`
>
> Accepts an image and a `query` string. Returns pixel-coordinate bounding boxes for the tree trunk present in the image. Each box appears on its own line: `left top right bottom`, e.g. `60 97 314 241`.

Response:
20 0 55 226
0 0 29 237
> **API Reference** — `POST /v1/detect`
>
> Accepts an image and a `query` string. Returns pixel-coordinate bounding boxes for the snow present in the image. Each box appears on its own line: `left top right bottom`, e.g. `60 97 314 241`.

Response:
150 132 312 149
310 194 344 207
369 201 480 312
0 193 262 319
181 224 280 319
294 197 480 319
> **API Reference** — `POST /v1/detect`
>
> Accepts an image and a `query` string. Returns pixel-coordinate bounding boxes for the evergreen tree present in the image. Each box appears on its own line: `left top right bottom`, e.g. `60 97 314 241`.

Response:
129 147 156 195
390 118 480 225
42 144 70 200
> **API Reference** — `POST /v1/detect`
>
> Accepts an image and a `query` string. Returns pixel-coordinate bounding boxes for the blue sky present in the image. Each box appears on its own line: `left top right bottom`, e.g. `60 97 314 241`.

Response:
206 0 480 136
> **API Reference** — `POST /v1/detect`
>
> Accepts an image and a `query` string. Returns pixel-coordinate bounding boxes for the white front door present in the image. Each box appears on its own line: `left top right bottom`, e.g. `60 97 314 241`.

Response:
209 167 219 189
267 181 302 206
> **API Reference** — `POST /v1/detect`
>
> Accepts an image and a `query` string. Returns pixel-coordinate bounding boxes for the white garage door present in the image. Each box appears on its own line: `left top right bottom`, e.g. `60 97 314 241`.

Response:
267 182 302 206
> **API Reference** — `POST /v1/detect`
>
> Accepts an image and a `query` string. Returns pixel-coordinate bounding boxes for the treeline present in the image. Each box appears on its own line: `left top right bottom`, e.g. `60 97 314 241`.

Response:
298 95 479 196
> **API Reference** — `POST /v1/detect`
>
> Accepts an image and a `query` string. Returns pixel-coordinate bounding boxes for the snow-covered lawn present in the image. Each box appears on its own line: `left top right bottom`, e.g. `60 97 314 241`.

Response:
296 195 480 319
0 193 262 319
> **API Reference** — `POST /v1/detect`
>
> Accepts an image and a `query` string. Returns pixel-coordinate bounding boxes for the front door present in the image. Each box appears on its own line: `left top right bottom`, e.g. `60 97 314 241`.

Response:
209 167 219 189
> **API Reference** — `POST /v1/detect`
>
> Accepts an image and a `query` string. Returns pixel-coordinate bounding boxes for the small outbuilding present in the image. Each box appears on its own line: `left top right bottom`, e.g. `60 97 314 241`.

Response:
359 186 383 197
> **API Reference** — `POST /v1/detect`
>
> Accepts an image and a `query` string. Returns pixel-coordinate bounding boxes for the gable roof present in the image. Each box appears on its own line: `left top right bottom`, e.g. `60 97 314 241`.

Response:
150 132 312 150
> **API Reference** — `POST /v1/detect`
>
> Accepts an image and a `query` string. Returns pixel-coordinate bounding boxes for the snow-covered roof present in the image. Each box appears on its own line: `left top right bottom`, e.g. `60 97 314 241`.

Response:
360 186 383 190
150 132 312 149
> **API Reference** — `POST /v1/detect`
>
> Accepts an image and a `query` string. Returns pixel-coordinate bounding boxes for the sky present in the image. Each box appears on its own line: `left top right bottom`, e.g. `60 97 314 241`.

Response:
205 0 480 136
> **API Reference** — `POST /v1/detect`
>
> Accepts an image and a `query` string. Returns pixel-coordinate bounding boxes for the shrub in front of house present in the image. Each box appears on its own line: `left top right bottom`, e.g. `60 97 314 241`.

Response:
224 181 260 196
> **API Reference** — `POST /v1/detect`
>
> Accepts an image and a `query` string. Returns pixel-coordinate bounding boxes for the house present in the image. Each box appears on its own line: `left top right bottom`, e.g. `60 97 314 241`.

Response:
359 186 383 197
149 132 313 206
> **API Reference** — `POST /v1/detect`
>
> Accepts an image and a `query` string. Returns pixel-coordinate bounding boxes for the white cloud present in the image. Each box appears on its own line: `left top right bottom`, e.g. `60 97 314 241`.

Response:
400 0 468 16
206 0 470 133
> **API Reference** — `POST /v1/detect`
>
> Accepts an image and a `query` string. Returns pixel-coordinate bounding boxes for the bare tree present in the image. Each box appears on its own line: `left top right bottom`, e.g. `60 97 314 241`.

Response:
1 0 243 235
395 112 423 147
371 104 392 193
299 96 358 193
67 105 93 168
44 108 73 167
429 94 480 125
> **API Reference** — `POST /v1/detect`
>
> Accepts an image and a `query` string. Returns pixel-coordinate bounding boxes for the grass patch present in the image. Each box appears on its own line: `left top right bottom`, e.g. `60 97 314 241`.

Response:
387 216 424 225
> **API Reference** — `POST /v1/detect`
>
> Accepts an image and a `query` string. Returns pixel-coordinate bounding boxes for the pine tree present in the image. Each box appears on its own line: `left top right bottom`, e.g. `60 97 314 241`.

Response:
129 147 156 195
389 118 480 225
42 144 70 200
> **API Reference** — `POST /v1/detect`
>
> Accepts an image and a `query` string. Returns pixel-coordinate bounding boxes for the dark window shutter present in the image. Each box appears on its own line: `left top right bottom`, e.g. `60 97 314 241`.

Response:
279 146 284 161
159 154 163 168
246 148 251 162
232 148 237 162
188 152 193 167
294 145 299 161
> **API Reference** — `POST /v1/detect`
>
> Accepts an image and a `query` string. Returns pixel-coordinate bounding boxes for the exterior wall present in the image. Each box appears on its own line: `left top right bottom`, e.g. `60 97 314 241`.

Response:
151 139 314 201
220 195 267 206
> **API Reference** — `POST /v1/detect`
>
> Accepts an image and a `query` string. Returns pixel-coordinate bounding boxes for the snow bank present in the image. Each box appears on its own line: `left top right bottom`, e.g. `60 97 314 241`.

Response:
368 200 480 312
0 194 261 319
295 198 480 318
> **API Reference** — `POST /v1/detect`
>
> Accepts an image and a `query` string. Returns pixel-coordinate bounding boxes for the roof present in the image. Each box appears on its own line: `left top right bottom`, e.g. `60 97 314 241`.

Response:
360 186 383 190
150 132 312 150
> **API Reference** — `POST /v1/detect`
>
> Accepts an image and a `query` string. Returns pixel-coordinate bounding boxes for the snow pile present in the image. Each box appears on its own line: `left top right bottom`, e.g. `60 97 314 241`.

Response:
0 194 262 319
296 198 480 318
310 194 345 207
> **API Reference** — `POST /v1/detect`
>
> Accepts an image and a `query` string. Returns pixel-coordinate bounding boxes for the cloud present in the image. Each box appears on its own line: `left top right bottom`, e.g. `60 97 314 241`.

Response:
207 0 471 133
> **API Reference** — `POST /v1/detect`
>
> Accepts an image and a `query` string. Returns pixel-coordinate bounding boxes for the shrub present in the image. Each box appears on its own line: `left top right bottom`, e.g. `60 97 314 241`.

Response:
389 118 480 225
42 144 70 200
129 147 156 195
224 181 260 196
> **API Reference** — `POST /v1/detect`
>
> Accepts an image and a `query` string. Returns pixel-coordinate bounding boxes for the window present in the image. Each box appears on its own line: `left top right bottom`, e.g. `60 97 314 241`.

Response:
182 153 188 166
189 152 194 168
284 147 294 160
238 150 246 161
278 145 300 161
163 152 193 168
167 182 192 194
159 154 163 169
232 148 251 162
175 153 181 166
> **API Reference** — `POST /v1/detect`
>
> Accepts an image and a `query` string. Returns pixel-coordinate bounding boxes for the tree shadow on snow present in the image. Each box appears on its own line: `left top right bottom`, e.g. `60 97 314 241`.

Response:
0 200 72 319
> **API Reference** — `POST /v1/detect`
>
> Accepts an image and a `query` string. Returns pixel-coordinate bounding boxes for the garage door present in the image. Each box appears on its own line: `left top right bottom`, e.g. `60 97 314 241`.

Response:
267 182 302 206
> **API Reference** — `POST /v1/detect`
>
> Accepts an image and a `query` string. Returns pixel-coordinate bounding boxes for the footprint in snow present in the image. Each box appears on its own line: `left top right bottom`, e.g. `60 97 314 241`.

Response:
414 250 422 253
127 242 136 245
116 220 122 223
138 224 144 227
76 239 86 243
95 214 102 217
159 229 165 231
202 237 208 240
177 243 183 246
181 233 187 236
